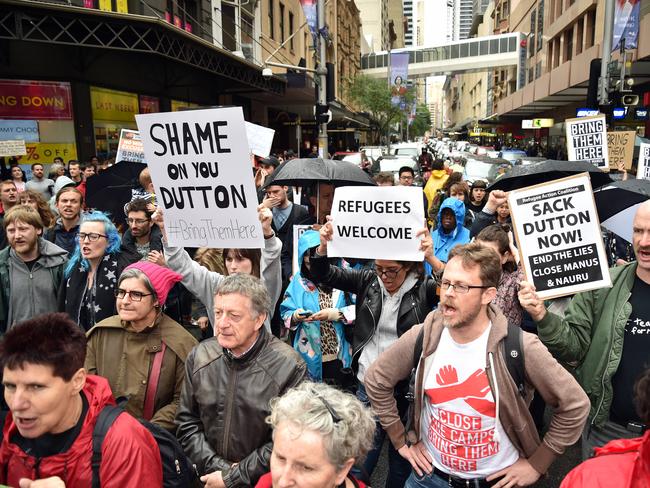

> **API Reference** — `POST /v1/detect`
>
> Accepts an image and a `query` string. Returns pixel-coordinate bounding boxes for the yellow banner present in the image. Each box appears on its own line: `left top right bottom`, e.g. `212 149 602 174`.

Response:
91 86 139 122
18 143 78 163
98 0 112 11
116 0 128 12
171 100 202 112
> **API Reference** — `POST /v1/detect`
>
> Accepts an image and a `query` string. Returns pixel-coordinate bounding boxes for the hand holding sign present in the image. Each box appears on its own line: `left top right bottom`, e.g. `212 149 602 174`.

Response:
317 217 334 255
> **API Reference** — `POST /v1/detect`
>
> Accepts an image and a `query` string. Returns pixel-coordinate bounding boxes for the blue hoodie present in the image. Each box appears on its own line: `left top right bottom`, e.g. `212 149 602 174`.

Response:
431 197 471 263
280 230 354 381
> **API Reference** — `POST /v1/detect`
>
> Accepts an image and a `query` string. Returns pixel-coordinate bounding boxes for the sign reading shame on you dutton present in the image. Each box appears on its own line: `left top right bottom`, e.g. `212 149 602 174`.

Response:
136 107 263 248
328 186 424 261
508 173 611 299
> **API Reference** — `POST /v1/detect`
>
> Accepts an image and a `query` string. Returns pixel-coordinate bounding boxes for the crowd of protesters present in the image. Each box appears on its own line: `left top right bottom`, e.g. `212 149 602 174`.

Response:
0 146 647 488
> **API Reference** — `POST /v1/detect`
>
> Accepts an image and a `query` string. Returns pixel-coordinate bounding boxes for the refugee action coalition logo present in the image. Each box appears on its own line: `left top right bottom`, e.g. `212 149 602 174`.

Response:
425 365 498 472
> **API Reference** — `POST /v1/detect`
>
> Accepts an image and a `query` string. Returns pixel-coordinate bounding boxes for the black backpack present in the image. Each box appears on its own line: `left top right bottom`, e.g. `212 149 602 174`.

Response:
91 405 198 488
405 322 525 431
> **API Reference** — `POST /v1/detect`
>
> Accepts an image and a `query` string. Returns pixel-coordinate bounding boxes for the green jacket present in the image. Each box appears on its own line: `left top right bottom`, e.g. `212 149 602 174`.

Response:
536 262 637 427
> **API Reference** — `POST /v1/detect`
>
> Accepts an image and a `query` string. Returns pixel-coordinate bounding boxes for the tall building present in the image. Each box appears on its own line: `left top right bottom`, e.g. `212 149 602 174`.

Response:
356 0 390 52
403 0 414 46
389 0 407 49
454 0 473 40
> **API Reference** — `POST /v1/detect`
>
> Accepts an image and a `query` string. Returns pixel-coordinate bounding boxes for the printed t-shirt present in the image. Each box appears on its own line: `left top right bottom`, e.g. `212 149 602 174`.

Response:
420 325 519 478
610 276 650 424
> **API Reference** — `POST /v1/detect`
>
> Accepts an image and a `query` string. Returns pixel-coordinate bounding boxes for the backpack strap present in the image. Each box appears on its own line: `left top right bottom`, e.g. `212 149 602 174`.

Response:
404 327 425 440
503 322 526 398
92 405 124 488
143 342 167 421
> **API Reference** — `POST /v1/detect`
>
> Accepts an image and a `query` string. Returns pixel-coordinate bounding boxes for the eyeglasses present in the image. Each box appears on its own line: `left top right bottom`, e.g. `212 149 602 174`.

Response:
114 289 153 301
127 218 149 225
399 175 414 181
440 279 490 294
78 232 107 242
375 267 403 279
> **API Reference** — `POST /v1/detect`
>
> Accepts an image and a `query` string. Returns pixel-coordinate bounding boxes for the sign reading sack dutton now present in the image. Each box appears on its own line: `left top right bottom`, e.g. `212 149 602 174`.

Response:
0 80 73 120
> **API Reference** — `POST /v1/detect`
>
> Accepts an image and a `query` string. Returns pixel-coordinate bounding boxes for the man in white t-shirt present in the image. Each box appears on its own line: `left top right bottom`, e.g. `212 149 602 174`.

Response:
365 242 590 488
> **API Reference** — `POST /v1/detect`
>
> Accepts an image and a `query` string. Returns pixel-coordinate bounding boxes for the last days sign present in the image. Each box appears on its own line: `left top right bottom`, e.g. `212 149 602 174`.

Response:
509 173 611 299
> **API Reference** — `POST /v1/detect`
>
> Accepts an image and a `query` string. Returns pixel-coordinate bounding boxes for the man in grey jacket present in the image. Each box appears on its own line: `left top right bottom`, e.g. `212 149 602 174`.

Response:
0 205 68 332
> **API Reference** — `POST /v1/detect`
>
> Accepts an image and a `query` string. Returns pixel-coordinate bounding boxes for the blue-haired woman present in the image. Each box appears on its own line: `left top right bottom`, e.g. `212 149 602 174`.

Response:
59 211 139 331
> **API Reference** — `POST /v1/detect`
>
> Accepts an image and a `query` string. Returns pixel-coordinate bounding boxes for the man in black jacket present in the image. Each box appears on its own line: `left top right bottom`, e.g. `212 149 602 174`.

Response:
175 274 306 488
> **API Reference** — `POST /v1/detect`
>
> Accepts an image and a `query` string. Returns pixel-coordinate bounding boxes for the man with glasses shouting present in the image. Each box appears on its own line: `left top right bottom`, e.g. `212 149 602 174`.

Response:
308 219 440 487
365 242 590 488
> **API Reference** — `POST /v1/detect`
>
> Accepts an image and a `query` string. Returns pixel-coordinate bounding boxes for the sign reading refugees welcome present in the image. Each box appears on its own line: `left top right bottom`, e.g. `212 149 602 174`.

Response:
136 107 263 248
565 115 609 169
509 173 611 299
328 186 424 261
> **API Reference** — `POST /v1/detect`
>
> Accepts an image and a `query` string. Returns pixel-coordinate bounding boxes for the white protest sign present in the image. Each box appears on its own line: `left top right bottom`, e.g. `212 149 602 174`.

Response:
292 224 313 276
0 140 27 157
509 173 611 299
637 143 650 180
565 115 609 169
245 122 275 158
115 129 145 163
135 107 263 248
328 186 425 261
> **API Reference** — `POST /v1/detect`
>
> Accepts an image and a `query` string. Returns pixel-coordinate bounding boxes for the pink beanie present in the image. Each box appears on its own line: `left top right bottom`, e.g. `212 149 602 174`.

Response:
124 261 183 306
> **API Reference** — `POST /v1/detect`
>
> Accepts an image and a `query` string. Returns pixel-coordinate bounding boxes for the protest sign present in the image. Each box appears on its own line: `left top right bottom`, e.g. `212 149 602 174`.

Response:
245 122 275 158
509 173 611 299
565 115 609 169
327 186 424 261
0 140 26 157
607 130 635 170
135 107 263 248
115 129 145 163
638 143 650 180
292 224 313 275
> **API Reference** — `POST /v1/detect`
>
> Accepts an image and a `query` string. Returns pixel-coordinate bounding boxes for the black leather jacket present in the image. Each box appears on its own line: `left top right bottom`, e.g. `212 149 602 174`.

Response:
310 251 440 366
175 328 306 487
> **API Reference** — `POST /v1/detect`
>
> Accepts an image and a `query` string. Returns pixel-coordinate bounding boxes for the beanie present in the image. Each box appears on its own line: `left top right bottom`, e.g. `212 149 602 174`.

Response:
124 261 182 306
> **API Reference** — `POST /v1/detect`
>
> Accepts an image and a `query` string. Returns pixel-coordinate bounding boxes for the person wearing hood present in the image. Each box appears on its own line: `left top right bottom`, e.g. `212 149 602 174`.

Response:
85 261 198 432
0 205 68 333
429 197 470 268
280 230 354 386
423 159 450 214
44 186 83 255
310 221 440 487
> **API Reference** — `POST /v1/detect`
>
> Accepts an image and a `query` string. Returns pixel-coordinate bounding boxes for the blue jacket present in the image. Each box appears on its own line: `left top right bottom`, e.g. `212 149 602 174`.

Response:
280 230 353 381
431 197 471 263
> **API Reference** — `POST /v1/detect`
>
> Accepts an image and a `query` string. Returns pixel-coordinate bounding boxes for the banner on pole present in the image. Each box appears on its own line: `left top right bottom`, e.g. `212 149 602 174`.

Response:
390 52 409 107
637 143 650 180
613 0 640 51
115 129 145 164
328 186 424 261
300 0 318 45
136 107 263 248
565 115 609 170
508 173 611 299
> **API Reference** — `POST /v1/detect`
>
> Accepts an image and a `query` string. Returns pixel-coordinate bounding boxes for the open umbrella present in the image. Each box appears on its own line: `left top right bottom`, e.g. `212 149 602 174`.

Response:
595 179 650 243
262 157 376 188
488 160 613 192
85 161 147 224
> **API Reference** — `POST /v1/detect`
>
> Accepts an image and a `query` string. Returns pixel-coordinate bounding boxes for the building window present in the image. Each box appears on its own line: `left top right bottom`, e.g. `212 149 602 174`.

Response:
279 2 285 43
537 0 544 51
564 28 573 62
535 61 542 79
221 1 237 52
289 12 294 50
586 9 596 48
576 17 583 55
529 9 536 58
269 0 274 40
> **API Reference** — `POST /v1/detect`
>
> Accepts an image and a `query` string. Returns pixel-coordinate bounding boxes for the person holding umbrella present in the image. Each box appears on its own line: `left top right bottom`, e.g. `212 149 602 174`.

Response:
519 200 650 459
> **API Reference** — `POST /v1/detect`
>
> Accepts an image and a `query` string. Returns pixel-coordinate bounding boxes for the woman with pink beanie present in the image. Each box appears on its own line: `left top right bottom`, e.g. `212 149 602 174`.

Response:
85 261 198 432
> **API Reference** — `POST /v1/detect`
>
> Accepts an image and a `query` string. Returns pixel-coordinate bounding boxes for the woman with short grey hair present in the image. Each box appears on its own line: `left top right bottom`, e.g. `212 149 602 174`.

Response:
255 382 376 488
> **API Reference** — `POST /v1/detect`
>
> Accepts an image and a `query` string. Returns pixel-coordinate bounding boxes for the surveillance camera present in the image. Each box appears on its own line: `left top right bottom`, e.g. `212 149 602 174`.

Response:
262 68 273 79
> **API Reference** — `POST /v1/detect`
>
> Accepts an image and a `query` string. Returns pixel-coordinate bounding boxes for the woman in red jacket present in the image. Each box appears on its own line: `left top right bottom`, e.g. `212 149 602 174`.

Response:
256 382 376 488
561 368 650 488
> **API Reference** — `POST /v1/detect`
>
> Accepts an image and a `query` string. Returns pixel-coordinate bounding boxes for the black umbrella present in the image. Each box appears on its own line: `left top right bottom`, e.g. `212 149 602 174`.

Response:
487 160 613 192
595 179 650 243
262 157 376 188
86 161 147 224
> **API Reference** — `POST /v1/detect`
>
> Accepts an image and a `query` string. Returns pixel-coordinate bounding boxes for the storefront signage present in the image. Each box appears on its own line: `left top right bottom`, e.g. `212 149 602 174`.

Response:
637 143 650 180
0 120 39 142
565 115 609 169
607 131 636 171
18 143 78 163
136 107 263 248
0 80 73 120
509 173 611 299
328 186 425 261
0 140 27 157
139 95 160 114
91 87 138 122
522 118 554 129
634 107 649 120
171 100 202 112
576 108 599 118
